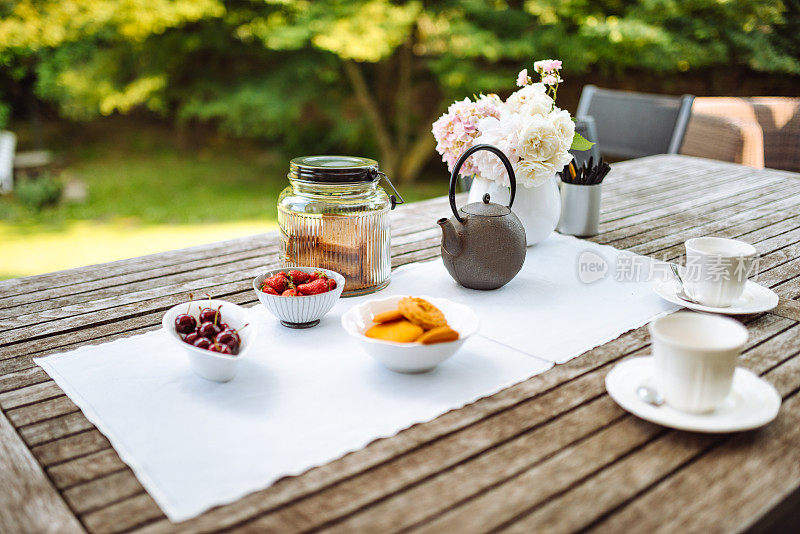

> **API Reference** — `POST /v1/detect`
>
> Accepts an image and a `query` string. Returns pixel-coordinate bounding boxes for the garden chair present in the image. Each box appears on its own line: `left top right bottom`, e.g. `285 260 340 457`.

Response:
680 97 800 172
576 85 694 160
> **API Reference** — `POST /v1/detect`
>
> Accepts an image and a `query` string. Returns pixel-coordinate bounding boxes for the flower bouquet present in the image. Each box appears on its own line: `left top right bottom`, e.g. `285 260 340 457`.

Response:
432 60 593 245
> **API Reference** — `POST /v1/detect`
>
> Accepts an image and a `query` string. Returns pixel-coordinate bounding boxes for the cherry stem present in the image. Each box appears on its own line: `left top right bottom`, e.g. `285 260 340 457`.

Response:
186 293 194 314
214 305 222 325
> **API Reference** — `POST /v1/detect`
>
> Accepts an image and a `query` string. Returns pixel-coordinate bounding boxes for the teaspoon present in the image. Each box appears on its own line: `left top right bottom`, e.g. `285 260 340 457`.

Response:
669 263 700 305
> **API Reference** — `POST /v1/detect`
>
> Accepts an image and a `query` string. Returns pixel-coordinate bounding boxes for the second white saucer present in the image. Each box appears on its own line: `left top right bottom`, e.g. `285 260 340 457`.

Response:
653 278 778 315
605 357 781 433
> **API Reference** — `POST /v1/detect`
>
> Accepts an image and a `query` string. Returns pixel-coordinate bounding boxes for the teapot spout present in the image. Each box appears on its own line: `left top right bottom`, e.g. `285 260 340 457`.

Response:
438 217 462 257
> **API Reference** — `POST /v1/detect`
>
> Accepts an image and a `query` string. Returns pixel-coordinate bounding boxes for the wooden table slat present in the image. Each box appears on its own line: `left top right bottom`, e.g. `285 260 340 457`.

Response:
598 179 800 244
600 167 786 221
590 379 800 534
616 189 800 254
597 171 784 232
0 408 85 534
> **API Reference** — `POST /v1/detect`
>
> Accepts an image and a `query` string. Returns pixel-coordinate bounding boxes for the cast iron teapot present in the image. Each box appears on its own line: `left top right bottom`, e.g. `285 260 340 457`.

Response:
438 144 527 290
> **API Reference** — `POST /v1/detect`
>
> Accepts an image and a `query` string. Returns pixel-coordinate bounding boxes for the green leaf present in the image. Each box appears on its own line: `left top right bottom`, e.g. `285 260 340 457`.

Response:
570 131 595 151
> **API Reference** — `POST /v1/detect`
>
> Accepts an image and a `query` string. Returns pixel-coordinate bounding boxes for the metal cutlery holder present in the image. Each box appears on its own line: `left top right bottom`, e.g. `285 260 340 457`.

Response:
558 182 602 237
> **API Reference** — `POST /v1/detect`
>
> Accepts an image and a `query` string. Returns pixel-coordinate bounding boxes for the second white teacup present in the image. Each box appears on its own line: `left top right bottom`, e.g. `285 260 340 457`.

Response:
684 237 757 307
649 312 748 413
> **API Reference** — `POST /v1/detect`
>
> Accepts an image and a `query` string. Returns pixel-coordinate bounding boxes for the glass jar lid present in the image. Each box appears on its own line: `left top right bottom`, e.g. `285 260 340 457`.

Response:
289 155 379 183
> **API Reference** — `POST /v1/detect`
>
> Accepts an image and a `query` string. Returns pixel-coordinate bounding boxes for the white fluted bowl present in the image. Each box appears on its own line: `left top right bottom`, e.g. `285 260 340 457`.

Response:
341 295 479 373
253 267 345 328
162 299 256 382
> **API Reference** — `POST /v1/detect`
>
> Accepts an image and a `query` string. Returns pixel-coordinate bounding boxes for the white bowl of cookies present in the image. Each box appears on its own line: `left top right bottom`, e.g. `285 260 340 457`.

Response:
341 295 479 373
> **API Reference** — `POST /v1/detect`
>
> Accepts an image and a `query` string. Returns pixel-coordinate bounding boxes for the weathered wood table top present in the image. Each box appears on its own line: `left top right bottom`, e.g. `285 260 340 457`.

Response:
2 154 800 534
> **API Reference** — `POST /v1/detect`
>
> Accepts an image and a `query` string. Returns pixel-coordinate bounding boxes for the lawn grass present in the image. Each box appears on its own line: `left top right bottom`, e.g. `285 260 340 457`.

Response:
0 220 279 280
1 120 445 279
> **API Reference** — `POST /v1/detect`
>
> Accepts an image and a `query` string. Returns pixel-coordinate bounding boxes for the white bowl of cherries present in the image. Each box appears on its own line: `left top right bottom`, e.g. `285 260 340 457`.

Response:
162 297 256 382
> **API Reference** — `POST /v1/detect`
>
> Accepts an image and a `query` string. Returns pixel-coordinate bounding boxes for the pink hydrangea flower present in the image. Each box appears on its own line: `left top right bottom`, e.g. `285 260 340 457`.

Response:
432 95 502 176
516 69 529 87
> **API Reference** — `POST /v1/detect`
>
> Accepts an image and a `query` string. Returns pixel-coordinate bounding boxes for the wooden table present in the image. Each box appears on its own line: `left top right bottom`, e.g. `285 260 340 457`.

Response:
2 154 799 534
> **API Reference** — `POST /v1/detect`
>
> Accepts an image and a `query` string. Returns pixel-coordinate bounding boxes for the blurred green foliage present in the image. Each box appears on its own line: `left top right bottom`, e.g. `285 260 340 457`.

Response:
14 174 63 212
1 0 798 182
0 120 446 225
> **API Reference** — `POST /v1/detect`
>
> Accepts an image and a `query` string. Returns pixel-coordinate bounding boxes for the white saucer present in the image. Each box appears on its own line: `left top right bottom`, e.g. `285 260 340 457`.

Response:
653 278 778 315
605 357 781 433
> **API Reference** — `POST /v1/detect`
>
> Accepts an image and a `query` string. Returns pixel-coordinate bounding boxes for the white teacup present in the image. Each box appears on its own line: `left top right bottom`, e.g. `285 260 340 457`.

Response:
649 312 748 413
684 237 757 307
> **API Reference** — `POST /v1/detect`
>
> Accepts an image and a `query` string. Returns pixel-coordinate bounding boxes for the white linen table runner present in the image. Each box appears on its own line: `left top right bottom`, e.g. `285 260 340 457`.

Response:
36 233 677 521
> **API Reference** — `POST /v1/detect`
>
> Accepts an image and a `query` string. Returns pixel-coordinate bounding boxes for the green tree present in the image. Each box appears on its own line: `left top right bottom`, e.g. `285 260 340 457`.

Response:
1 0 797 182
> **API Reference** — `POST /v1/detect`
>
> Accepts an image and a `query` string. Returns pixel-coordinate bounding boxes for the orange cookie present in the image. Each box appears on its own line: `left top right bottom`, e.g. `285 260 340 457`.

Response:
365 319 424 343
398 297 447 330
417 326 460 345
372 309 403 323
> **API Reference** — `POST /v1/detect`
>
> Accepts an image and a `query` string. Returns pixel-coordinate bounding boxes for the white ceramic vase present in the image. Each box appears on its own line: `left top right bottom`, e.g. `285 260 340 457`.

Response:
467 175 561 246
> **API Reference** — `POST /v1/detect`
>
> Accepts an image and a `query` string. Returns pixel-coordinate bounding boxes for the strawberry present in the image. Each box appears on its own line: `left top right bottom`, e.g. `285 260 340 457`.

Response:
289 270 312 284
310 271 329 282
282 288 298 297
261 285 279 295
307 272 319 282
263 273 289 293
297 278 330 295
276 271 288 279
327 278 337 290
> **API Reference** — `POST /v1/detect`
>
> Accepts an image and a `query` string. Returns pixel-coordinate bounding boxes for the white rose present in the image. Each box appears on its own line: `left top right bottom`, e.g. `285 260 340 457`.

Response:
505 83 549 113
472 113 527 187
478 93 503 107
550 108 575 152
475 115 502 135
554 148 574 171
514 158 556 188
518 115 561 164
473 138 518 188
473 118 513 187
519 96 552 118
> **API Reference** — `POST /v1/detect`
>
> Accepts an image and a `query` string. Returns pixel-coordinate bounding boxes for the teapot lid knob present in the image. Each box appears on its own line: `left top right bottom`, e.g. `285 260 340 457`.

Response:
447 145 517 223
482 193 490 204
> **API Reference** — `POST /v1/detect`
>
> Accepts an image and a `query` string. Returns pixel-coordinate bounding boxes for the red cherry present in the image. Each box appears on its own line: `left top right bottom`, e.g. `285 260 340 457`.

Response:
199 306 222 325
211 344 232 354
198 322 220 339
175 314 197 334
184 332 200 345
193 338 212 350
215 330 238 350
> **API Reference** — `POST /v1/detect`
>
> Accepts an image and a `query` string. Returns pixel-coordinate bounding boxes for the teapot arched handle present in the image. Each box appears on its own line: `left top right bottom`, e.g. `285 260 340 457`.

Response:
448 144 517 223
